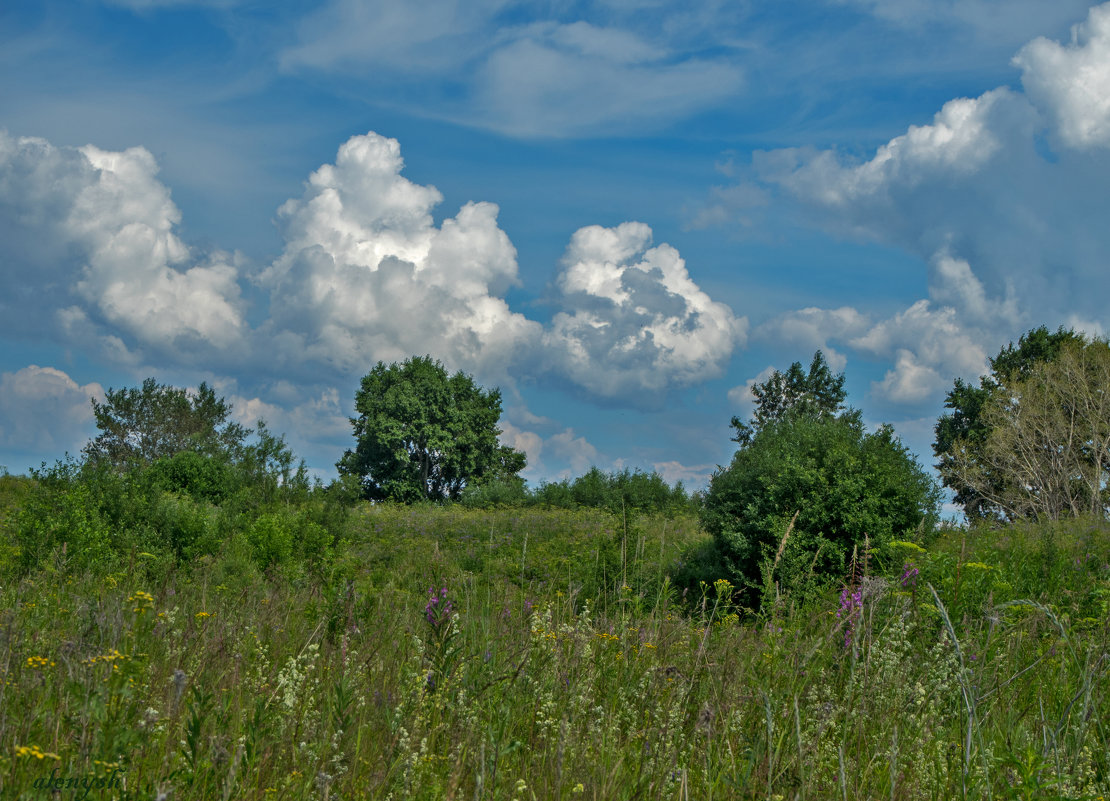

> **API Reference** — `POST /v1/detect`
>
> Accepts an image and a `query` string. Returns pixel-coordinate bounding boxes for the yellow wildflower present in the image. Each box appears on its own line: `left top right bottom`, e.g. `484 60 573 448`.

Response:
15 744 61 760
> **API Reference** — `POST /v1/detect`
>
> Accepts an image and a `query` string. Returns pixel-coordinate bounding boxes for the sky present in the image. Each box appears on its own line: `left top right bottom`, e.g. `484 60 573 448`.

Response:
2 0 1109 496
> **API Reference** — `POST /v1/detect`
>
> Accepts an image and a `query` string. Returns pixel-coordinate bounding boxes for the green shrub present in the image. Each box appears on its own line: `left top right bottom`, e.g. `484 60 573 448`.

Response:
670 537 731 606
147 450 236 504
530 467 692 515
246 512 295 569
702 413 940 606
148 492 221 558
459 476 529 507
14 460 116 573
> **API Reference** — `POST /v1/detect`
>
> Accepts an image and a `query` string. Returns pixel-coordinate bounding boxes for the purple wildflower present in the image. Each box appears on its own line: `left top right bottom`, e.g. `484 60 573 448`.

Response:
425 585 454 629
900 562 920 588
837 585 863 648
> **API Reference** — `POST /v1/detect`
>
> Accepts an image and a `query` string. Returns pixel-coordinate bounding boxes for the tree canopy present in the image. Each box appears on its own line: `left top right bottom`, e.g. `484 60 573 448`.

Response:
943 337 1110 522
337 356 525 502
934 325 1090 520
730 351 846 446
83 378 249 470
706 352 939 603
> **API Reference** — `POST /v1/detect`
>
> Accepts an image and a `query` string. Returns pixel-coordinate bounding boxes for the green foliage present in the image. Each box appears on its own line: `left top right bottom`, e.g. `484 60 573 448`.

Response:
13 458 117 572
730 350 846 446
532 467 693 515
706 393 939 605
0 470 32 565
338 356 525 502
148 491 221 559
235 421 310 502
147 449 235 504
935 325 1090 521
950 339 1110 522
7 381 348 577
458 475 530 507
246 512 295 569
460 466 693 516
84 378 249 470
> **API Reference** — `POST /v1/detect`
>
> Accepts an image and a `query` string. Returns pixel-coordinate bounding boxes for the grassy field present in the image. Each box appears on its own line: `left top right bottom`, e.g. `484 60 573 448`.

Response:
2 490 1109 799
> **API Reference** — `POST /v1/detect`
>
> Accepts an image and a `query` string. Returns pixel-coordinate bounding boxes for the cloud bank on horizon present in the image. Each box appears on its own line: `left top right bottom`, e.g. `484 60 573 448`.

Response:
0 126 745 478
2 0 1109 487
714 2 1110 412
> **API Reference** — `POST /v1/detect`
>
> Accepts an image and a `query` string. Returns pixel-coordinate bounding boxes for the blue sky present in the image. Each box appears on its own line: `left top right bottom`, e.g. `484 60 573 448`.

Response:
2 0 1109 494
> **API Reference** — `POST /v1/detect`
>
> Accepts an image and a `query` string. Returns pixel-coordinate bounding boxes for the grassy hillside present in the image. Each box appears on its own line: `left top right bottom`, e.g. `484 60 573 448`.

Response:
1 495 1109 799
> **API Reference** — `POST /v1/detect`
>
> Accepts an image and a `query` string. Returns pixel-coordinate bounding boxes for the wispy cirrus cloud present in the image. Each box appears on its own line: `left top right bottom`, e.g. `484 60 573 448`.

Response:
279 1 744 137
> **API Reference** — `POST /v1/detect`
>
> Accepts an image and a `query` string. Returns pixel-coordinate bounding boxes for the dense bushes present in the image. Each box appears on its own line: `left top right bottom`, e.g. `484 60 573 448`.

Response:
461 466 694 515
702 412 940 606
147 449 235 504
7 437 351 577
700 351 941 608
0 374 364 580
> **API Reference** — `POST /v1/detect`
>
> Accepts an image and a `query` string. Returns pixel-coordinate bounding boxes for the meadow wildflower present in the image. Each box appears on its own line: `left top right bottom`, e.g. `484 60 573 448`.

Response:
14 744 60 760
424 586 454 628
837 585 863 648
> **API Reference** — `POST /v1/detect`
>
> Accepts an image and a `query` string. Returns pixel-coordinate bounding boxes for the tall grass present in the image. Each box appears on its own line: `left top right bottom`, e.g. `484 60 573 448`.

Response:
1 503 1108 799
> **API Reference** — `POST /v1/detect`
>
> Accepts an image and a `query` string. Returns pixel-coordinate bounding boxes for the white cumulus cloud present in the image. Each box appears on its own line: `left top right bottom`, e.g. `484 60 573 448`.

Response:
498 420 601 481
260 131 542 383
542 221 746 401
0 132 246 360
0 366 104 457
709 4 1110 409
727 365 777 413
2 128 743 410
1015 3 1110 149
747 5 1110 325
753 306 870 372
652 459 715 489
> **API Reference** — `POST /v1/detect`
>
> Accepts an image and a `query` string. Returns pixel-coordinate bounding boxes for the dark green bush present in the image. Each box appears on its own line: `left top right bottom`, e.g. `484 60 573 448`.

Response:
148 492 222 559
14 459 116 573
702 413 940 606
148 450 236 504
459 476 529 507
8 441 349 577
670 537 730 605
246 512 295 569
458 467 692 515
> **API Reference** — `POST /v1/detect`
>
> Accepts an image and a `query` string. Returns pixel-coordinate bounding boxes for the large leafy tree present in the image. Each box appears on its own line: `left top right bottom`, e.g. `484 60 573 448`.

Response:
705 353 939 602
934 325 1087 520
338 356 525 502
944 338 1110 522
84 378 249 470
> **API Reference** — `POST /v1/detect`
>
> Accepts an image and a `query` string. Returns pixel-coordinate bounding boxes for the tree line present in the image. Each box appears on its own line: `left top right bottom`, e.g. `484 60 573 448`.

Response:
6 325 1108 605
